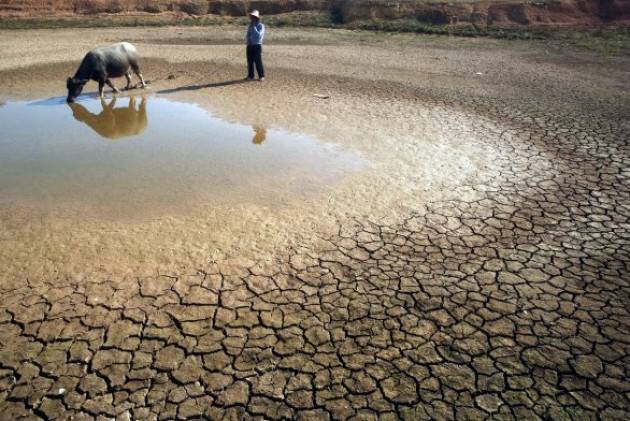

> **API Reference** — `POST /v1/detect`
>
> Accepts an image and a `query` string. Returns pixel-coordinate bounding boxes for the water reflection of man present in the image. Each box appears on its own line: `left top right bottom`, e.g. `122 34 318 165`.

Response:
68 96 147 140
252 127 267 145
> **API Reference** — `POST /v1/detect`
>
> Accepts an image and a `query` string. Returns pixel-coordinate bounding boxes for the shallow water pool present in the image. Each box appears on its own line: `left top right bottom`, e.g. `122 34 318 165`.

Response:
0 95 364 217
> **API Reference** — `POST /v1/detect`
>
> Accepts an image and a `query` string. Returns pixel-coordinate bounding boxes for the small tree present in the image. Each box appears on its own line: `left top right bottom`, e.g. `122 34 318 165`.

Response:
105 0 125 13
329 0 345 24
179 0 208 16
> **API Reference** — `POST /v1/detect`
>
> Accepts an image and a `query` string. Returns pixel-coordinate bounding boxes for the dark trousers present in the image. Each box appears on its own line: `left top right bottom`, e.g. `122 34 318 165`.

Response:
246 44 264 79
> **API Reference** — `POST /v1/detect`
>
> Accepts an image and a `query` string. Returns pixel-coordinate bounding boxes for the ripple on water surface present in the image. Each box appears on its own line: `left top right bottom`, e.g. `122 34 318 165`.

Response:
0 95 365 217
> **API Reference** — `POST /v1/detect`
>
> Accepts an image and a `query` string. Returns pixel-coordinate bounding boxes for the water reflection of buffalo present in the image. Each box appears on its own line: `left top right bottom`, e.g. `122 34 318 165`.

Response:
69 96 147 140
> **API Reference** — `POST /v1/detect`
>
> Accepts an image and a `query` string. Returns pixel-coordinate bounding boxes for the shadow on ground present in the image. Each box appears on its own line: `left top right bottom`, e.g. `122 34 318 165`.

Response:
157 79 246 94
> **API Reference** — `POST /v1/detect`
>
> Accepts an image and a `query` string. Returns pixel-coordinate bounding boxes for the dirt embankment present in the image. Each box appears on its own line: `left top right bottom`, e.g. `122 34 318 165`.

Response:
0 0 328 16
0 0 629 28
334 0 630 28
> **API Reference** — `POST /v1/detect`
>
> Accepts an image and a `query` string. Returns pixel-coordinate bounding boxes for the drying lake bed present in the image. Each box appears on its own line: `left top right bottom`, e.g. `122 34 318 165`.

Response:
0 26 628 420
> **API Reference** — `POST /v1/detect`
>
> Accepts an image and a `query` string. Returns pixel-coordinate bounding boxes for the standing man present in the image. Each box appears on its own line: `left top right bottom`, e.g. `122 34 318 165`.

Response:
245 10 265 81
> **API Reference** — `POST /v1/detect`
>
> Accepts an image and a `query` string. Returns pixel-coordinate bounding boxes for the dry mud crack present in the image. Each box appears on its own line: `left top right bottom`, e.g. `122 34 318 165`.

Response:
0 28 629 420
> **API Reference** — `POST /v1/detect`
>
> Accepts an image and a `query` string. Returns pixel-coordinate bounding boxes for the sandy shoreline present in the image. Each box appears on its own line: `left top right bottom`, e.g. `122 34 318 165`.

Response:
0 27 521 280
0 27 627 282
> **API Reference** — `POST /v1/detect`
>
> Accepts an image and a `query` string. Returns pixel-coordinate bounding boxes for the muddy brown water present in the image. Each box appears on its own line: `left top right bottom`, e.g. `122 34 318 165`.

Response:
0 94 365 218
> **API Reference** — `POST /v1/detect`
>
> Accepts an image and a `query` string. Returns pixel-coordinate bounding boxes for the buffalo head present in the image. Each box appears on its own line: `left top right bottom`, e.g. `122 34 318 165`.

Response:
66 77 87 103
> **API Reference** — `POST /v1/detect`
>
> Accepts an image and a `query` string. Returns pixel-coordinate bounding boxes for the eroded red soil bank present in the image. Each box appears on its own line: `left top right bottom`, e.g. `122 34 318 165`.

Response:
1 0 629 28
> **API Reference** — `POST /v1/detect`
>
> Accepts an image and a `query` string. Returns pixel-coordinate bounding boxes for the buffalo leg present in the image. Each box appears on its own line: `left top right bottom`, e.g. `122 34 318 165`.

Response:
125 72 132 90
131 63 146 88
136 72 146 89
98 80 105 98
105 79 120 94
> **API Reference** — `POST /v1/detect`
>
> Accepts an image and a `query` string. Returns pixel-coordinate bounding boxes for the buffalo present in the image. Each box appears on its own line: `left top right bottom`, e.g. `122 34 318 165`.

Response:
66 42 146 103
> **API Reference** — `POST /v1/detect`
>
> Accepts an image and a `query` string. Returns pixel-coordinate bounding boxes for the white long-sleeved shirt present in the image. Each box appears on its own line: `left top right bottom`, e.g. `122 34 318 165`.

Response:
246 22 265 45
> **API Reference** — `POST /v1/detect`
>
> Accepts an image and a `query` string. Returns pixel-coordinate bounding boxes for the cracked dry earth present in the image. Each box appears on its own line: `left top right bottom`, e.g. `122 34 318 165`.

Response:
1 28 630 420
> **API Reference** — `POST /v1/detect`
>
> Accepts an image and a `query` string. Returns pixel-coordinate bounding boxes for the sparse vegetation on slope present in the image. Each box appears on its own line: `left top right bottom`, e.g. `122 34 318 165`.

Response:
1 0 629 29
1 10 629 56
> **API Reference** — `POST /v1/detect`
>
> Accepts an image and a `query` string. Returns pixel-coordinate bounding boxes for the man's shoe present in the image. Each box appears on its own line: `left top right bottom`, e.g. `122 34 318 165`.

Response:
245 77 254 81
259 77 265 81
